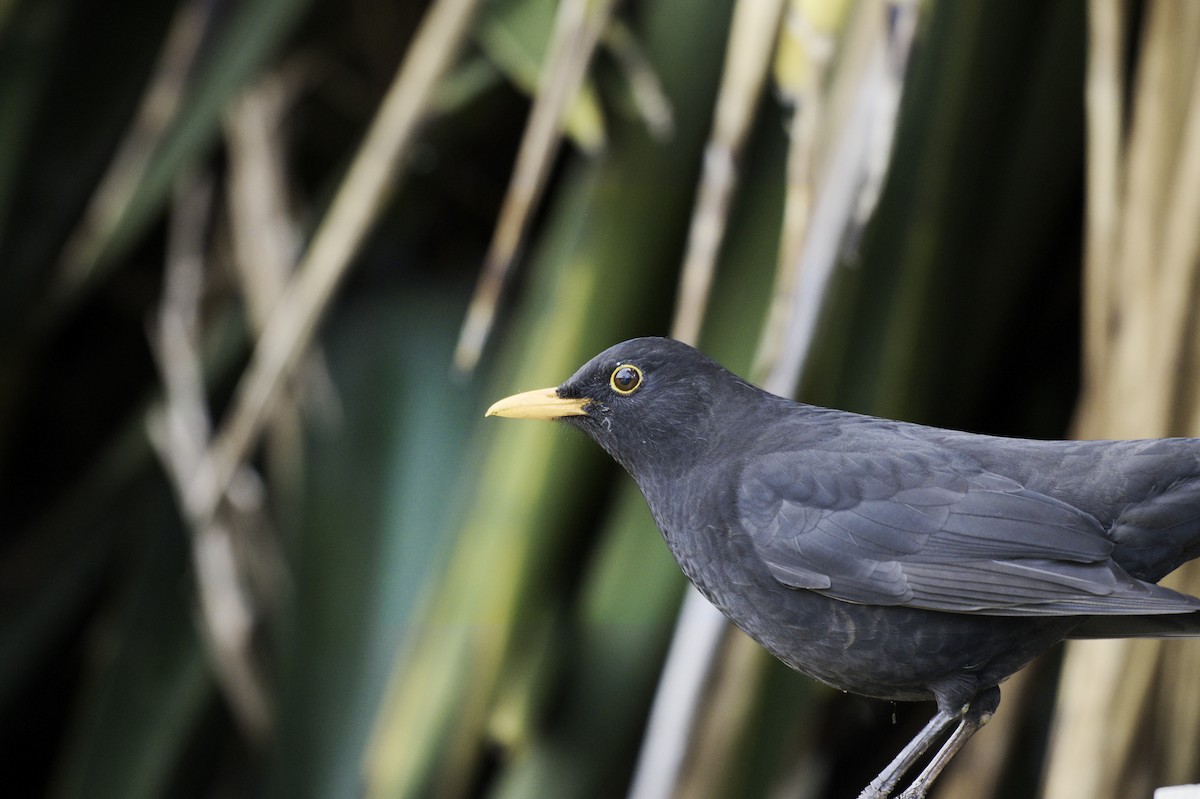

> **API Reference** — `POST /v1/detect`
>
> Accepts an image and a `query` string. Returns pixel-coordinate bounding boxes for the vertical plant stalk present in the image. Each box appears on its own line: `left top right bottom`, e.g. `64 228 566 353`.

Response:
223 70 304 334
223 65 315 502
1078 0 1124 422
669 0 785 346
764 0 902 399
149 171 273 740
454 0 615 373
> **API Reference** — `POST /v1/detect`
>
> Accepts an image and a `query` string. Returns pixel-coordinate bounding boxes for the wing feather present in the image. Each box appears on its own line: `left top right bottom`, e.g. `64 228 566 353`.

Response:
738 449 1200 616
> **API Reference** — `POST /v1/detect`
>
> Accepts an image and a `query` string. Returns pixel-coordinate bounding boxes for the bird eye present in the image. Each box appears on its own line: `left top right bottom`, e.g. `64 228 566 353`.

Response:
610 364 643 395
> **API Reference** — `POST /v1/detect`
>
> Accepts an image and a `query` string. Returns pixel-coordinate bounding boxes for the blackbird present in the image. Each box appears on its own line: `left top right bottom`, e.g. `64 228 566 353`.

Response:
486 337 1200 799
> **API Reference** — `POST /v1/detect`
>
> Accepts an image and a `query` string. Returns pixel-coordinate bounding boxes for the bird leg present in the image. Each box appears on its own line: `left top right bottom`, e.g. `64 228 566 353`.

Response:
856 710 956 799
857 686 1001 799
895 687 998 799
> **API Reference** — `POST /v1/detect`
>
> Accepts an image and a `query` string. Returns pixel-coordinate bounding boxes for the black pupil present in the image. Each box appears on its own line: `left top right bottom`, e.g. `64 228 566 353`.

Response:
615 367 638 391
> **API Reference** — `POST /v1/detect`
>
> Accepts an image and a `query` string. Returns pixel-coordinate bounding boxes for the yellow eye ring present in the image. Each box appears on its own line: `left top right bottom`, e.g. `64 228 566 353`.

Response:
610 364 643 395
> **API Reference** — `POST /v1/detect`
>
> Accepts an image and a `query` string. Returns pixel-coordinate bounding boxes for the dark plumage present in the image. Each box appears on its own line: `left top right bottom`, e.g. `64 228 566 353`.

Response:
486 337 1200 798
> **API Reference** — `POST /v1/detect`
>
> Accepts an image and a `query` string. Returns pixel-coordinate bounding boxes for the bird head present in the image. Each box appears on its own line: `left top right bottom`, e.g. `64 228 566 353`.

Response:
487 337 751 480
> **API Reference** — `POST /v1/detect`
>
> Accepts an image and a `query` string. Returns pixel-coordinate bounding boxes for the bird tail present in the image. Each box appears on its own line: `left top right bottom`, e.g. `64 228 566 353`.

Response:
1067 611 1200 639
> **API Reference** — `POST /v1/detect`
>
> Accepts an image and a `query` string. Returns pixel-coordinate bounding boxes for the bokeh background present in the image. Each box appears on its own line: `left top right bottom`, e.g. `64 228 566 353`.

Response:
2 0 1199 797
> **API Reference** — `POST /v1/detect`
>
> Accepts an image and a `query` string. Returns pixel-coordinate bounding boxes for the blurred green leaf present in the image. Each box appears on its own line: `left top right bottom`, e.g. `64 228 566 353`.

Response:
269 285 481 799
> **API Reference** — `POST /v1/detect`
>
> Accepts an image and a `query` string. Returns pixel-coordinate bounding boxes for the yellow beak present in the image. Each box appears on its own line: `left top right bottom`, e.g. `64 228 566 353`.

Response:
485 387 590 420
